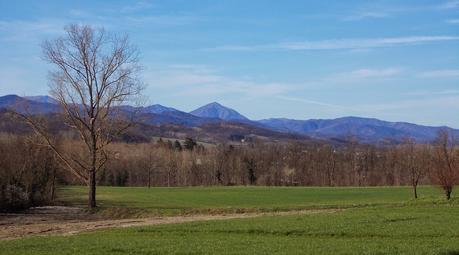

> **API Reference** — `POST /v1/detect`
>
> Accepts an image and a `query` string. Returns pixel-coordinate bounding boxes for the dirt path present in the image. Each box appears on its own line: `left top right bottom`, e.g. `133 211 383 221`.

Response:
0 207 340 240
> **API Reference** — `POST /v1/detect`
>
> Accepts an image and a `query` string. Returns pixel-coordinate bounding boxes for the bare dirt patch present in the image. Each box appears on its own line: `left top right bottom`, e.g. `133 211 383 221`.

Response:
0 207 341 240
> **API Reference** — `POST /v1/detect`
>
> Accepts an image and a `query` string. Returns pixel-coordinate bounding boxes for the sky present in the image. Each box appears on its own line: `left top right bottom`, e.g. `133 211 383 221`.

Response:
0 0 458 127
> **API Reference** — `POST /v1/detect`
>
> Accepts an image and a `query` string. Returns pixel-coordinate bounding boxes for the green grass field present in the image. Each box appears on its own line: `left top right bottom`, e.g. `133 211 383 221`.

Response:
59 185 445 216
2 186 458 255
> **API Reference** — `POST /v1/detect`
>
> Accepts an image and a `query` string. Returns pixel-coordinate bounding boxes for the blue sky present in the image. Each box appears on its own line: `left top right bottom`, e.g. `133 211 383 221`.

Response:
0 0 458 127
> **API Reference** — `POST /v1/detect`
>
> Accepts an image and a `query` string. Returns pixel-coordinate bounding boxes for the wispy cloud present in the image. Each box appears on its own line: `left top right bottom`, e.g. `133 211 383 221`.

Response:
120 1 154 13
342 5 398 21
0 19 64 42
271 89 459 125
344 1 459 21
125 15 201 26
418 69 459 78
343 11 390 21
67 6 201 27
0 10 201 44
342 94 459 127
446 18 459 24
317 68 403 86
438 0 459 10
335 68 402 80
276 95 358 110
207 36 459 52
144 64 289 98
358 95 459 112
405 89 459 96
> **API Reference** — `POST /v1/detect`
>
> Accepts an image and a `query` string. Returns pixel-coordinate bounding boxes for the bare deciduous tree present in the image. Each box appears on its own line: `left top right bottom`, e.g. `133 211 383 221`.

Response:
402 139 426 199
19 24 143 208
431 130 458 200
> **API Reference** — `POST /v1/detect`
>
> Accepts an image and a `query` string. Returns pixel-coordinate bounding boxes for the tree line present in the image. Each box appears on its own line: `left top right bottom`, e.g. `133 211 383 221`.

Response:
99 131 459 200
1 129 458 212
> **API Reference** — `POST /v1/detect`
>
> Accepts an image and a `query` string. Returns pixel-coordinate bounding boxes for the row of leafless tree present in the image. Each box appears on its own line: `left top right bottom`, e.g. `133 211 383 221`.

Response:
1 129 457 211
53 130 458 200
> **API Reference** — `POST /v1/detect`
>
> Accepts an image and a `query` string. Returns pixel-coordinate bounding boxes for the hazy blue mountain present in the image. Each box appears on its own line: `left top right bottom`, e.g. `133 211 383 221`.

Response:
143 104 180 114
258 116 459 143
0 94 60 114
140 110 221 127
190 102 249 121
2 94 458 143
0 95 23 108
24 95 58 104
135 103 221 127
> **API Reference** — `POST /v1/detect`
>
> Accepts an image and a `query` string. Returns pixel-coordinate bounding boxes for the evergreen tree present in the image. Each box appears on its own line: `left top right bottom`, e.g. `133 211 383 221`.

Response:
174 140 183 151
184 137 197 151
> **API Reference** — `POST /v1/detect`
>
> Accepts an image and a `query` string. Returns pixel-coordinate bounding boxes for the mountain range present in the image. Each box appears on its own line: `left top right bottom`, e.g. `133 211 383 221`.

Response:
1 94 457 144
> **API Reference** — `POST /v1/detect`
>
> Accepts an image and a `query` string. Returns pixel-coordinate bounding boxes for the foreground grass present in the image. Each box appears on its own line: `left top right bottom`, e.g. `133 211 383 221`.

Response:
1 203 458 254
1 186 457 254
59 185 445 216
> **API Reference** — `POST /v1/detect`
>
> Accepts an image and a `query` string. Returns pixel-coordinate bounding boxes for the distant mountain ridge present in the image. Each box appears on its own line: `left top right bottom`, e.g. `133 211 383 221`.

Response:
190 102 249 121
0 94 60 114
1 94 457 143
143 104 180 114
258 117 459 143
24 95 59 105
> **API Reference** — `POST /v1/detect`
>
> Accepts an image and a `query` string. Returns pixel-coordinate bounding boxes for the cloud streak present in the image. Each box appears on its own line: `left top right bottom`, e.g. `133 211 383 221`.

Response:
334 68 402 80
405 89 459 96
358 95 459 112
276 95 359 111
418 69 459 78
438 0 459 10
343 1 459 21
343 11 390 21
207 36 459 52
0 19 64 42
120 1 154 13
144 64 289 99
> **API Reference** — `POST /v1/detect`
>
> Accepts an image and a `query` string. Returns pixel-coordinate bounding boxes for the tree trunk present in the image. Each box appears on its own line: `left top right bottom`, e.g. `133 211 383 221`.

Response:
148 168 151 188
89 127 97 209
51 168 56 201
88 168 96 208
167 171 170 187
446 188 452 200
413 185 418 199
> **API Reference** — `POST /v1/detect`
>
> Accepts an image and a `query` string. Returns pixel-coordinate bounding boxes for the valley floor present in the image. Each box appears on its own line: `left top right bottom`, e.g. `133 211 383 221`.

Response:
0 186 458 254
0 207 338 240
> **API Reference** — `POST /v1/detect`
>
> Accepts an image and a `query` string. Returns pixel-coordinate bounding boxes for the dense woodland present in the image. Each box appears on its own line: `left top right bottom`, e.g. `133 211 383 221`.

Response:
1 129 458 211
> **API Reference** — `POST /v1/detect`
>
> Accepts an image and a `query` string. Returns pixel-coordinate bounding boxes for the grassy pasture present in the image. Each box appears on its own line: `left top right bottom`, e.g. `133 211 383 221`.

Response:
1 186 458 255
59 185 444 216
